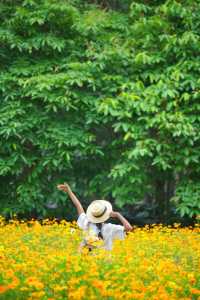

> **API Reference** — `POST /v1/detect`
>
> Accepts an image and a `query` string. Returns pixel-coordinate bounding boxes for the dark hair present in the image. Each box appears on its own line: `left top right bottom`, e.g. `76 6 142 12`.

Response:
96 223 103 239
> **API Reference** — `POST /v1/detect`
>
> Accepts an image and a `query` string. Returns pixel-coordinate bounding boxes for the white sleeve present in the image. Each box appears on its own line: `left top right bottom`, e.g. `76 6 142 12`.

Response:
77 213 89 230
110 224 125 240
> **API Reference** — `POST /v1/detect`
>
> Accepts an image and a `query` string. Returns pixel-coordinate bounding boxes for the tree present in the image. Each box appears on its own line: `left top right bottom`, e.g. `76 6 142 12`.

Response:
0 0 200 221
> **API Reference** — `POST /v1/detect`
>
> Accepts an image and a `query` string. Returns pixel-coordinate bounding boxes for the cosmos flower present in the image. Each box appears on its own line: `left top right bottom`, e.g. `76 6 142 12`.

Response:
0 218 199 299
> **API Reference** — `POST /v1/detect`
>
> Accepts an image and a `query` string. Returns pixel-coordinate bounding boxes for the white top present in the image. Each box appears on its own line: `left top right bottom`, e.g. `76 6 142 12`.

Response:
77 212 125 250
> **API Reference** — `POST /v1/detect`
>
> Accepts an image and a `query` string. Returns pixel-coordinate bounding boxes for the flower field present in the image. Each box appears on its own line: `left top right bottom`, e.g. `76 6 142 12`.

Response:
0 217 199 300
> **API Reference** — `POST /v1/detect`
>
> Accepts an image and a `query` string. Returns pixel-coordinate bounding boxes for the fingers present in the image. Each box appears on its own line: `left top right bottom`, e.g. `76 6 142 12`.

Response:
57 183 71 193
57 184 67 191
57 184 63 189
126 224 133 232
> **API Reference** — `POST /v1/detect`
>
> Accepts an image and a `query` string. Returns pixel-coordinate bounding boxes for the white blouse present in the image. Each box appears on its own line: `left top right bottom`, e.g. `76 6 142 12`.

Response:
77 213 125 250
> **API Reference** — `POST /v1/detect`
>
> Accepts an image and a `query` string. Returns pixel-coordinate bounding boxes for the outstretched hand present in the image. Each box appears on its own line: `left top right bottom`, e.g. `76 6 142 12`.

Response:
110 211 133 232
57 183 84 216
57 183 70 193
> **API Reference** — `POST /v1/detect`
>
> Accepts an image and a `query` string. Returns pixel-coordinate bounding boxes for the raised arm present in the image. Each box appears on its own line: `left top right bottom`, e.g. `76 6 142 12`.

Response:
110 211 132 232
57 183 85 216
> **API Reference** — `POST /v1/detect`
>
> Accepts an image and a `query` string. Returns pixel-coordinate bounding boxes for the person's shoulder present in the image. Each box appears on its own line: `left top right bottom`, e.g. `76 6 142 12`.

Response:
77 212 87 221
79 212 87 218
103 223 124 233
103 223 125 239
104 223 124 229
77 212 89 230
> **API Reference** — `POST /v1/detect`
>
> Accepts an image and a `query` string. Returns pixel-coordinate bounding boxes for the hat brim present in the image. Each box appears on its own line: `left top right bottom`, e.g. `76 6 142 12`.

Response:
86 200 112 223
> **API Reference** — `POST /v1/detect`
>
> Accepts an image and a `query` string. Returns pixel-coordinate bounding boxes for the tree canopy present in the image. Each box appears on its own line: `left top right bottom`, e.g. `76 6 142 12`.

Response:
1 0 200 222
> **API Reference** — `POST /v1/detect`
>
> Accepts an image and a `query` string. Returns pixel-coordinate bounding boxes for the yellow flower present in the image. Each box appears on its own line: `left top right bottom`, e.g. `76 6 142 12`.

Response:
26 277 44 290
0 216 199 300
31 291 45 298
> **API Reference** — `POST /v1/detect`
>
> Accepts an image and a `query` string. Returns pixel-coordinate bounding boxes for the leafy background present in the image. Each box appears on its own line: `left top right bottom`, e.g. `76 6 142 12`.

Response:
1 0 200 224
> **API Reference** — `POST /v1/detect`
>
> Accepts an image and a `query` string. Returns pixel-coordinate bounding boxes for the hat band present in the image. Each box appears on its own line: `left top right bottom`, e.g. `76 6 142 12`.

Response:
92 206 107 218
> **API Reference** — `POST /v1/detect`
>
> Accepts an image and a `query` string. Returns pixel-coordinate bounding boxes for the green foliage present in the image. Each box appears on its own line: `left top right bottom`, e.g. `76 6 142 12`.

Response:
171 182 200 218
0 0 200 221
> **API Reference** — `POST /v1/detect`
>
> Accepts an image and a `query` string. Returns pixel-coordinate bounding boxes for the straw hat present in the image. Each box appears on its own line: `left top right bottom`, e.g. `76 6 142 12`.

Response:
86 200 112 223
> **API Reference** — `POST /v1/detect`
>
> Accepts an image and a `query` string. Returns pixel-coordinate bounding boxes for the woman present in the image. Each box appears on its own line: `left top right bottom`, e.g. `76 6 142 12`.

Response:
57 183 132 251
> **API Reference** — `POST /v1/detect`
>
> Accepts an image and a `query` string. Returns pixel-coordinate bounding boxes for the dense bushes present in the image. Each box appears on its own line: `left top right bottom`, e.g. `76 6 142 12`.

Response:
0 0 200 221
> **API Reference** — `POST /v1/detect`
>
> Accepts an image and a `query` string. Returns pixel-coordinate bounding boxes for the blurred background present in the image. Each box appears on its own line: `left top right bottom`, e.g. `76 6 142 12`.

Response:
0 0 200 225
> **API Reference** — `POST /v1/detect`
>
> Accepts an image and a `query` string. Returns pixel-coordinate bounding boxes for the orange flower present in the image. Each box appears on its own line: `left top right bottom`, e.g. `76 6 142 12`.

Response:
92 279 104 289
7 276 19 289
0 286 7 293
0 217 199 300
26 277 44 290
191 288 200 295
